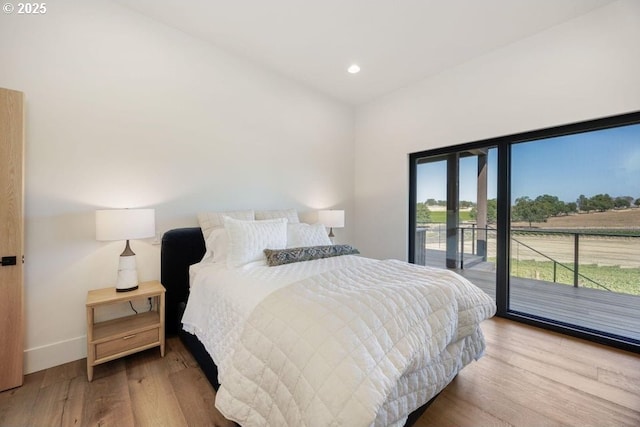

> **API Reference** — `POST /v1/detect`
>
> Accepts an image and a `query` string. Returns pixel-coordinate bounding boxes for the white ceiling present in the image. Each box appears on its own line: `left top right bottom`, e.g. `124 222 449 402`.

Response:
114 0 616 105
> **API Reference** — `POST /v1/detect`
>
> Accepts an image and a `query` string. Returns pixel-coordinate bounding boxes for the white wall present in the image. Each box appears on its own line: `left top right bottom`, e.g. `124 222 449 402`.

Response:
0 0 354 373
3 0 638 375
353 0 640 261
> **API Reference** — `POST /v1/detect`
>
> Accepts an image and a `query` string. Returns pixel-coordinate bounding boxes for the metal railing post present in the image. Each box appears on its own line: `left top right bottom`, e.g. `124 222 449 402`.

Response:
472 224 476 255
415 228 426 266
460 228 465 269
574 233 579 287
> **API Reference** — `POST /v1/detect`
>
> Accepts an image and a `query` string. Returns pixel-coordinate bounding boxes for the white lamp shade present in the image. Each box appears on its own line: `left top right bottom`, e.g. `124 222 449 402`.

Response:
318 210 345 228
95 209 155 241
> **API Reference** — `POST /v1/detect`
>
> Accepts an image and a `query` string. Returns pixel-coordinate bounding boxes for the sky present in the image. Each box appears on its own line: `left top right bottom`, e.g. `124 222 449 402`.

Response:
416 123 640 204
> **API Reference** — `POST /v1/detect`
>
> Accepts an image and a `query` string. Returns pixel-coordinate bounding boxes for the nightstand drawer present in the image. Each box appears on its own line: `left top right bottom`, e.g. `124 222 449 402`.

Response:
95 328 159 360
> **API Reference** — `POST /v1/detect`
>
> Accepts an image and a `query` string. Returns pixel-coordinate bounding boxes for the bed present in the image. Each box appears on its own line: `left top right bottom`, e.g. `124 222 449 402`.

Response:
161 212 496 427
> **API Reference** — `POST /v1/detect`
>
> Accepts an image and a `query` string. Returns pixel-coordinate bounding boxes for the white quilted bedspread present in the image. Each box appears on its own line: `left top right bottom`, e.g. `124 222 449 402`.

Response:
184 255 376 375
212 259 496 426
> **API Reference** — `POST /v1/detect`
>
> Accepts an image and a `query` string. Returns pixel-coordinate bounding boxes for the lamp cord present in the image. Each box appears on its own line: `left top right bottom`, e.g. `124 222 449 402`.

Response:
128 298 154 314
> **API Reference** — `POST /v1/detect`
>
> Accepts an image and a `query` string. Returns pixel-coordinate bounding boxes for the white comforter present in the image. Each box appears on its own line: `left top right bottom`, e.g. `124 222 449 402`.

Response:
182 256 495 426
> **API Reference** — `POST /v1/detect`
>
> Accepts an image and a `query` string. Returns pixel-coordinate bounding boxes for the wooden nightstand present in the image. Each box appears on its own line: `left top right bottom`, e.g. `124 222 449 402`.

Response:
86 280 165 381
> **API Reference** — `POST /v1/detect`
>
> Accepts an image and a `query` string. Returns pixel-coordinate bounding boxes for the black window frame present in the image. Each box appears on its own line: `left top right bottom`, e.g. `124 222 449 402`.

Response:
409 110 640 353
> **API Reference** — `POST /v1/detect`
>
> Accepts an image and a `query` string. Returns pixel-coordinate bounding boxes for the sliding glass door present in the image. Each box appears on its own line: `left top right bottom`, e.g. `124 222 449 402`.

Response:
509 125 640 342
412 148 498 299
409 111 640 352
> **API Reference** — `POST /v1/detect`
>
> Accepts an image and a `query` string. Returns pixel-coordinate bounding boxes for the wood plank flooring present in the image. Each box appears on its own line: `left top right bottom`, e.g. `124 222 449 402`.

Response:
1 318 639 426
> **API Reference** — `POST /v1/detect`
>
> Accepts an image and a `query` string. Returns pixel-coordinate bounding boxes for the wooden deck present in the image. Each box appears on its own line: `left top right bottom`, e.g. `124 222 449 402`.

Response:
422 250 640 342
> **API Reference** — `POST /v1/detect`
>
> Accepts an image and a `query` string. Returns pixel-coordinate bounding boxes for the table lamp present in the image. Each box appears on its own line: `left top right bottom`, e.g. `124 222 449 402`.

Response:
318 209 345 238
95 208 155 292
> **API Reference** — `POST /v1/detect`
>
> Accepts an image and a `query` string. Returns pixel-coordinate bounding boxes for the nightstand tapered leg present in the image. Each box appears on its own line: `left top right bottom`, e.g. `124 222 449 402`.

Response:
160 292 165 357
86 306 95 381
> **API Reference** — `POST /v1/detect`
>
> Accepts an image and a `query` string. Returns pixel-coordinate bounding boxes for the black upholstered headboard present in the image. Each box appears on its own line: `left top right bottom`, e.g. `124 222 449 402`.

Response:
160 227 206 335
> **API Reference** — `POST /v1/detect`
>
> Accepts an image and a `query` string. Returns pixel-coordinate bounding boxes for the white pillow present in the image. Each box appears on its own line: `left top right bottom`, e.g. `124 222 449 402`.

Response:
287 223 332 248
198 210 255 239
202 228 229 263
224 217 288 268
255 208 300 223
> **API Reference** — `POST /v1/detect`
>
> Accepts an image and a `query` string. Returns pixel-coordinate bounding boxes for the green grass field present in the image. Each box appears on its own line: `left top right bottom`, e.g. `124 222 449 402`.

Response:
420 208 640 295
428 211 473 223
507 258 640 295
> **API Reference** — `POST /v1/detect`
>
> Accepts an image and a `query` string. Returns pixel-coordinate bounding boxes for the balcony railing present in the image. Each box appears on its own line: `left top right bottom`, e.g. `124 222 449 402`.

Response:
416 225 640 293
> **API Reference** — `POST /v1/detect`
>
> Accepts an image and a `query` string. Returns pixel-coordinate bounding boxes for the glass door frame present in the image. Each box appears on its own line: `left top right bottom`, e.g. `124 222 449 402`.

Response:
409 110 640 354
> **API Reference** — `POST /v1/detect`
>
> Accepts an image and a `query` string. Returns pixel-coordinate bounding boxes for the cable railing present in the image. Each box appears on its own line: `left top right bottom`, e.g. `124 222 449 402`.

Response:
416 225 640 292
499 228 611 292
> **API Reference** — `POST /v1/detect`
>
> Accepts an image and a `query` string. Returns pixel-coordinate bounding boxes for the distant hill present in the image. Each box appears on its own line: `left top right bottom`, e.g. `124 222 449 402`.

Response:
513 208 640 229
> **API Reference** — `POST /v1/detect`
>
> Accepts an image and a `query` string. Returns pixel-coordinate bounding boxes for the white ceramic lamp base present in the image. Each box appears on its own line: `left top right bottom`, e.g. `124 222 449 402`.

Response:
116 254 139 292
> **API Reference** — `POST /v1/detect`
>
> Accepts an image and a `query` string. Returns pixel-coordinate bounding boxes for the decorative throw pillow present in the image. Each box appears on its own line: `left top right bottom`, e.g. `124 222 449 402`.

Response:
225 217 288 268
263 245 360 267
287 223 332 248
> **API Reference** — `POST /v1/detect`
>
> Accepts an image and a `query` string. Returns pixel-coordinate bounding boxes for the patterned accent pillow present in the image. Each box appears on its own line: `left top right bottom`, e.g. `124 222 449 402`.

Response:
263 245 360 267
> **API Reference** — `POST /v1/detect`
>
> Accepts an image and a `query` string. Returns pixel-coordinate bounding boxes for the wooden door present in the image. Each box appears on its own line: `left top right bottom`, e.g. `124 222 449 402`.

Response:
0 88 24 391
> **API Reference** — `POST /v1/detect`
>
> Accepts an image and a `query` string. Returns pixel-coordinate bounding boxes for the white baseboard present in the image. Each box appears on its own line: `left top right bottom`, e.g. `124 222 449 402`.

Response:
24 335 86 374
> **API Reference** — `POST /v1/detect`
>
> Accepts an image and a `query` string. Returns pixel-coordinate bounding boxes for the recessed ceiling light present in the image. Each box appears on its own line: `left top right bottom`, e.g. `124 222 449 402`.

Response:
347 64 361 74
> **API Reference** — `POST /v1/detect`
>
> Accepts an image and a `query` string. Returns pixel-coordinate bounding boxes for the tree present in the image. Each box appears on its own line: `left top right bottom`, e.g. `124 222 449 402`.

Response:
416 202 431 225
590 193 614 212
460 200 475 209
635 198 640 208
535 194 564 217
469 199 497 223
512 196 548 227
565 202 578 214
614 196 631 209
577 194 592 213
487 199 497 223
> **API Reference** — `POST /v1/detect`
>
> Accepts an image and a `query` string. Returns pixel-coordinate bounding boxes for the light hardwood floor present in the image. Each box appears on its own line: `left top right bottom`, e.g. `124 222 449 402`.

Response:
1 317 638 426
